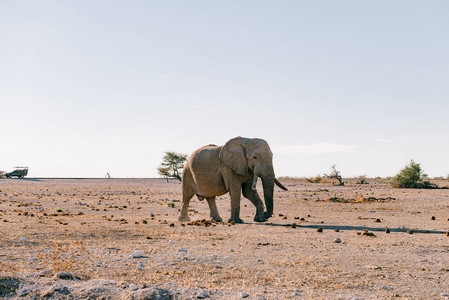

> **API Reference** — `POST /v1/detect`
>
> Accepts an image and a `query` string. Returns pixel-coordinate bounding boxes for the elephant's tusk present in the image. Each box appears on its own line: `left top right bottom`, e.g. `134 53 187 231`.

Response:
274 177 288 191
252 175 258 190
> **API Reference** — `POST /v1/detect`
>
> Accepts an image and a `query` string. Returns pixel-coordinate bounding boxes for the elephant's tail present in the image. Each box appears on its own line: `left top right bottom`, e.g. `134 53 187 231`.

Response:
274 178 288 191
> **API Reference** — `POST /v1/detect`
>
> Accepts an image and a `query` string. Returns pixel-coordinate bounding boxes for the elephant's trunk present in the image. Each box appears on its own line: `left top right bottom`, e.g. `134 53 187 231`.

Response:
261 173 275 219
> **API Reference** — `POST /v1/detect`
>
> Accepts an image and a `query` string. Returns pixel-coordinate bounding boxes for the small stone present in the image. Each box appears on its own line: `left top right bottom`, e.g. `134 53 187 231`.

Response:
19 237 26 242
45 284 71 296
385 228 391 234
291 288 301 296
179 247 188 252
241 291 250 298
18 287 31 297
317 227 323 233
56 272 73 280
334 229 340 232
129 284 139 291
362 229 376 237
431 216 436 220
407 230 414 234
130 250 145 258
291 223 296 228
334 238 341 243
375 218 381 223
196 290 209 298
169 223 175 227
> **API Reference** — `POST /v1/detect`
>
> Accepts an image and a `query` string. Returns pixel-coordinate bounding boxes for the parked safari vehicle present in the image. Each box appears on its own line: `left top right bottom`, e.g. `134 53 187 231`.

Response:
6 167 29 178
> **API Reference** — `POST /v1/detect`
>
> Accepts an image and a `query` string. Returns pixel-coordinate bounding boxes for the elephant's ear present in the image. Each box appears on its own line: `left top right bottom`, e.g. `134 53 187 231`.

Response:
219 137 250 177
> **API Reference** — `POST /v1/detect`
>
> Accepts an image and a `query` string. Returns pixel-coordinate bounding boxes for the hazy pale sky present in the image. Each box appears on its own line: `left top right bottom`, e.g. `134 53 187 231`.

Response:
1 1 448 178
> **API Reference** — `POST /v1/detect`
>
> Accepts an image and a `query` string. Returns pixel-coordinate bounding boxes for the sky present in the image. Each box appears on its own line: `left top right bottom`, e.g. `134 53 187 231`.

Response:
1 1 448 178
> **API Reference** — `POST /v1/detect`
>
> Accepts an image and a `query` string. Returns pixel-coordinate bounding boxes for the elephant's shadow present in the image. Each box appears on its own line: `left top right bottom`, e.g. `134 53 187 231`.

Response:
253 222 447 234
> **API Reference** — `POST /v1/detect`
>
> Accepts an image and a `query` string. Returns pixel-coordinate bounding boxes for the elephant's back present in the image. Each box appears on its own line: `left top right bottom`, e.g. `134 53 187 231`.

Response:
189 145 221 166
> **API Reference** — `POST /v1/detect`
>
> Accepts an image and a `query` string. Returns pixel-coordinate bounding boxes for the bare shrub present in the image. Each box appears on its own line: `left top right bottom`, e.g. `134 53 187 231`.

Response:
305 175 324 183
324 165 344 186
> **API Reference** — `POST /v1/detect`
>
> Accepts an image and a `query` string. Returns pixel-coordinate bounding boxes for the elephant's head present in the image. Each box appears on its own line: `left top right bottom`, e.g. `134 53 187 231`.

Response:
219 137 287 219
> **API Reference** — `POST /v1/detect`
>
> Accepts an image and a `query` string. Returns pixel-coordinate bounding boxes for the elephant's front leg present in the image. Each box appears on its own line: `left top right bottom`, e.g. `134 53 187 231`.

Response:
206 196 223 222
228 186 244 224
242 183 266 222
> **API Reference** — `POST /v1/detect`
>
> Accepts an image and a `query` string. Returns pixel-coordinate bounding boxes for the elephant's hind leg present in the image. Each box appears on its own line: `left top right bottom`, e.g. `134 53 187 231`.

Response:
206 196 222 222
179 193 193 221
179 176 195 221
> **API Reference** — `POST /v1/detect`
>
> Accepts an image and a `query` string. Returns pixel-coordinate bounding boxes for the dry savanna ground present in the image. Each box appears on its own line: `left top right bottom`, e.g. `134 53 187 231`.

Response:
1 178 449 299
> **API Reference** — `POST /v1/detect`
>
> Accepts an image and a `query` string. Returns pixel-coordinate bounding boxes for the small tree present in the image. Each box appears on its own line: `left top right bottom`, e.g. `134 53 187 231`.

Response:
356 175 368 184
324 164 344 186
157 152 188 182
390 160 436 189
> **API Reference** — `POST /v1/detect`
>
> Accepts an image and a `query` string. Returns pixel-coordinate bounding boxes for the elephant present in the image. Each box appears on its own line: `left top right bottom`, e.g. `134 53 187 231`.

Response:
179 136 288 223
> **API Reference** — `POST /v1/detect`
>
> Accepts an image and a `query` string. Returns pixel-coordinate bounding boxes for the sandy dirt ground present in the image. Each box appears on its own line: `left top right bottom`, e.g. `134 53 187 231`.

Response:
1 178 449 299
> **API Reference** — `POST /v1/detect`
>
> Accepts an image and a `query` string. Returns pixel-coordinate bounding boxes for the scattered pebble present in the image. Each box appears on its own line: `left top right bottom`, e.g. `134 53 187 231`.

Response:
334 238 341 243
291 288 301 296
431 216 436 220
19 237 26 242
130 250 145 259
291 223 296 228
375 218 381 223
366 266 382 270
362 229 376 237
241 291 250 298
18 287 31 297
317 227 323 233
385 228 391 234
56 272 74 280
129 284 139 291
407 230 414 234
196 290 209 299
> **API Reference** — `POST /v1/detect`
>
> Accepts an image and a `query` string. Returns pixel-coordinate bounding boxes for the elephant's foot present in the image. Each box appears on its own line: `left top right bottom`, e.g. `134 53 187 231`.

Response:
178 215 191 222
263 211 272 219
211 216 223 223
228 217 244 224
254 215 267 222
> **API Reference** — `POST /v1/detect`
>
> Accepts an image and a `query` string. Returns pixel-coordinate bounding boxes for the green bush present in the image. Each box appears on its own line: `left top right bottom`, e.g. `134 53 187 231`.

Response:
390 160 436 189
